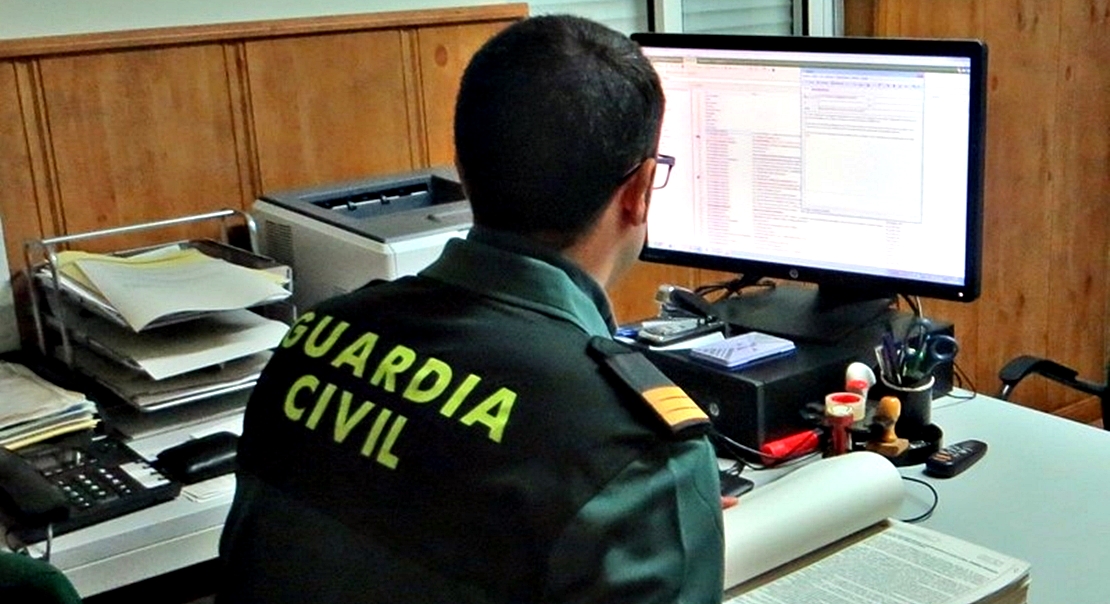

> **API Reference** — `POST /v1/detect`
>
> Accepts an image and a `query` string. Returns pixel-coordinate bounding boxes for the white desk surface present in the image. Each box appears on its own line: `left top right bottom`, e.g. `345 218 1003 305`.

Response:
19 391 1110 601
898 392 1110 604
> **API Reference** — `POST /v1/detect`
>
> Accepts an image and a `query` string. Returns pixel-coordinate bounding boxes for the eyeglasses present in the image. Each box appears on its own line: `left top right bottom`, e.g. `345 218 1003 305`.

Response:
653 154 675 189
619 154 676 190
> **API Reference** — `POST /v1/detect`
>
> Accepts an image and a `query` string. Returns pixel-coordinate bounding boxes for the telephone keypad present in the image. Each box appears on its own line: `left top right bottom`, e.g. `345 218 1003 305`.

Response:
53 467 134 510
9 437 181 543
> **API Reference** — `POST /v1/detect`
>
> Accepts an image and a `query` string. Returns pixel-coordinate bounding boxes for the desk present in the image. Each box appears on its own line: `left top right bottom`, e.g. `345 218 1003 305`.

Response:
16 391 1110 601
899 393 1110 603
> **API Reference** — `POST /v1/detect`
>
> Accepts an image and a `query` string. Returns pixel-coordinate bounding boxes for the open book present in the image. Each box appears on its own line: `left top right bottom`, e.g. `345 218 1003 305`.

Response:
723 452 1030 604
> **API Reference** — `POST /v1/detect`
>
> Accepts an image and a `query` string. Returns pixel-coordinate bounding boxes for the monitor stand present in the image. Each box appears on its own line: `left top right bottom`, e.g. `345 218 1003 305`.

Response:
712 283 895 345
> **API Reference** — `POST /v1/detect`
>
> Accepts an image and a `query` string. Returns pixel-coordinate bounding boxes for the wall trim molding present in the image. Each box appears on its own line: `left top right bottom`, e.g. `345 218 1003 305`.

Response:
0 3 528 59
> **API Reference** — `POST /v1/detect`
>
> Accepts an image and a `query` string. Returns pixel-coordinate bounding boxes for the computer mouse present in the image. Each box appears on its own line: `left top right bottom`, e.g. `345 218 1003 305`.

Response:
155 431 239 484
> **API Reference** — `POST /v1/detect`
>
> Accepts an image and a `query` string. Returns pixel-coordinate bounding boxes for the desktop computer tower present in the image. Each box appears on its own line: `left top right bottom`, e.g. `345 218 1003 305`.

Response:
642 312 955 458
645 340 874 457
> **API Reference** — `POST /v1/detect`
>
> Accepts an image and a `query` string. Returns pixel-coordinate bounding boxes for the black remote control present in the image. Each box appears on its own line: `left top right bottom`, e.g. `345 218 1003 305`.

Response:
924 439 987 478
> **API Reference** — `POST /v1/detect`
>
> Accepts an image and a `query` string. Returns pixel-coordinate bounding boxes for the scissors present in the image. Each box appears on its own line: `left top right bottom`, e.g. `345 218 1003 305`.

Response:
901 332 959 385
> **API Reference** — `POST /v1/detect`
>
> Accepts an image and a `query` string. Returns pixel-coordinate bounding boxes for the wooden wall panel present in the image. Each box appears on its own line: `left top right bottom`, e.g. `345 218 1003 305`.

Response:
0 4 528 349
843 0 875 37
981 0 1104 417
247 31 417 192
874 0 986 36
416 20 514 167
609 263 699 324
893 0 1059 398
0 6 528 258
1046 0 1110 419
864 0 1110 420
39 45 245 250
0 61 42 271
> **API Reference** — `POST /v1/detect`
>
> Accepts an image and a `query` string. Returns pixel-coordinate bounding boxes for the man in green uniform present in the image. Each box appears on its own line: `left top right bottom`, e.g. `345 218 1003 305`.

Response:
217 14 725 604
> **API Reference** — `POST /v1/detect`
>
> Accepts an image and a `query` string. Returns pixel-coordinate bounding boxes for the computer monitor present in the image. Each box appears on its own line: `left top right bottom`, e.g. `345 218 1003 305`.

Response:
632 33 987 343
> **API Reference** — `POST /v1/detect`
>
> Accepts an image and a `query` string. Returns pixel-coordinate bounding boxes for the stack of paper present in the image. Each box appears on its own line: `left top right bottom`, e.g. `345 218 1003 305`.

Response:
32 241 293 412
0 361 98 449
62 308 287 381
689 331 796 369
722 452 1031 604
46 245 290 332
72 349 272 412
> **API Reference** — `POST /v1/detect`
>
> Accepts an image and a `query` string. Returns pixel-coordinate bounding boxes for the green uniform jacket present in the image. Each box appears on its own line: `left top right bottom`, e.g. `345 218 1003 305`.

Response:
217 227 725 604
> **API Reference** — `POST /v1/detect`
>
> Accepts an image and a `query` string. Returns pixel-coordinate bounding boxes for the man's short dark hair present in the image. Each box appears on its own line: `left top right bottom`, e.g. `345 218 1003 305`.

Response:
454 15 664 248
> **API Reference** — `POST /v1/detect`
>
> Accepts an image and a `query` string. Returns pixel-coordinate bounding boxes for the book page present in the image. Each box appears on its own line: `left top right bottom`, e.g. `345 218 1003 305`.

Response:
727 520 1030 604
722 452 905 589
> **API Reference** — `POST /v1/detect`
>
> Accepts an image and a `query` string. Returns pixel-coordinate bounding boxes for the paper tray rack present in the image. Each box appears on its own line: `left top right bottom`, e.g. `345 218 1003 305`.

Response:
23 209 293 412
31 237 291 333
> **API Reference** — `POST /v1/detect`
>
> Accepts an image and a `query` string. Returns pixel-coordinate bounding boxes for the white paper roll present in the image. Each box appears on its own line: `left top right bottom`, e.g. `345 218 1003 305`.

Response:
721 451 905 589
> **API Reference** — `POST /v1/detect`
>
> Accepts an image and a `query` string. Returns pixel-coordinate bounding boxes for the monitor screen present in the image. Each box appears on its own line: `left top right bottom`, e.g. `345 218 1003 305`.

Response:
632 33 987 342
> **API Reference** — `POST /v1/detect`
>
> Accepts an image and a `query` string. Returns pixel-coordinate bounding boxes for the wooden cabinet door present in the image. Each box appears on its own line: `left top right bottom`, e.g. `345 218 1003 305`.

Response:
416 21 514 167
247 31 418 193
39 45 244 250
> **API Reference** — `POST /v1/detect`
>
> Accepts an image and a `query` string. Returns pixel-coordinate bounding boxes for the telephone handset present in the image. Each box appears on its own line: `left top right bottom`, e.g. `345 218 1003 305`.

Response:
0 436 181 544
0 446 69 527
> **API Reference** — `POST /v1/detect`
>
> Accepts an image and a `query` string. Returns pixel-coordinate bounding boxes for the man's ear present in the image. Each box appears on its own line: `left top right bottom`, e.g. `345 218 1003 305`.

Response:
617 158 655 226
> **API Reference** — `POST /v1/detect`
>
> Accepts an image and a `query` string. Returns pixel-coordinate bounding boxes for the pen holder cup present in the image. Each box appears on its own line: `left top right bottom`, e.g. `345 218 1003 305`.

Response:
878 375 934 437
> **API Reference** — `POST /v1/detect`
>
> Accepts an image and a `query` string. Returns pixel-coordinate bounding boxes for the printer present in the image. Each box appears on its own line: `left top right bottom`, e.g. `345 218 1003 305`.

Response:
252 167 471 311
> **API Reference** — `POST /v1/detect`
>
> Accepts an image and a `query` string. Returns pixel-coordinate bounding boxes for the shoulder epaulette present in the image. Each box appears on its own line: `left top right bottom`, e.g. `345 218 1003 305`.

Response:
588 337 711 439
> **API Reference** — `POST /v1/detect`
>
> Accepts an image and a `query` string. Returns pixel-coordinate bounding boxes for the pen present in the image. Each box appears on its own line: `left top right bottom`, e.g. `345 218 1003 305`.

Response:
880 332 901 385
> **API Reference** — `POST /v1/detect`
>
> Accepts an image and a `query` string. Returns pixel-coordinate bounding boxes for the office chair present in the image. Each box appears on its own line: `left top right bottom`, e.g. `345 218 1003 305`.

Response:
998 355 1110 429
0 551 82 604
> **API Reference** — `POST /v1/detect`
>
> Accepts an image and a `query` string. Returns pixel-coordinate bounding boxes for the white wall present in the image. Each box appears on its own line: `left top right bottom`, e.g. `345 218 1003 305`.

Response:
0 0 519 40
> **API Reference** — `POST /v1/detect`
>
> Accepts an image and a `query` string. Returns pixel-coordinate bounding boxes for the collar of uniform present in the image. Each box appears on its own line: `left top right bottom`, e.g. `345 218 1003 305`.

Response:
419 227 616 337
469 226 617 324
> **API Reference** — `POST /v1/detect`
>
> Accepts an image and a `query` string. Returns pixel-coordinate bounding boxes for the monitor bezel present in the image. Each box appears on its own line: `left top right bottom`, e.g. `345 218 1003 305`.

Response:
632 32 988 304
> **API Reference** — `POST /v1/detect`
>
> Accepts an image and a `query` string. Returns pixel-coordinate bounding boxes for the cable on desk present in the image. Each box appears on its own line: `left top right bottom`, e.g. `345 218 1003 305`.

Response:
892 295 982 402
719 460 745 478
898 476 939 523
948 361 979 401
708 429 752 464
3 523 54 563
43 524 53 562
2 531 18 555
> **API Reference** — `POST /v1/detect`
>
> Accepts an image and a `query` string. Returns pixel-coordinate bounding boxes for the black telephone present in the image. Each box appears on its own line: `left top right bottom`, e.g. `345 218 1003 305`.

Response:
0 436 181 544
